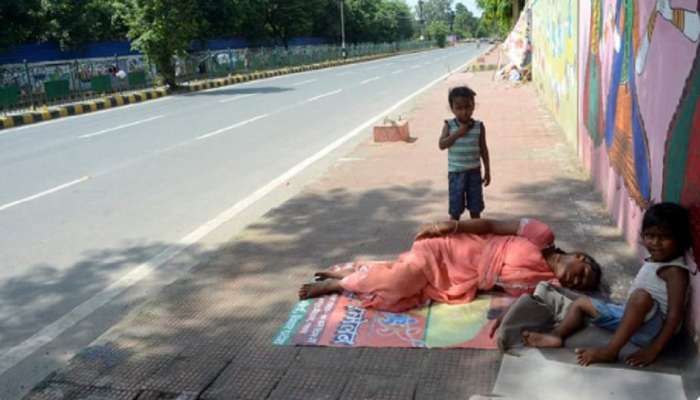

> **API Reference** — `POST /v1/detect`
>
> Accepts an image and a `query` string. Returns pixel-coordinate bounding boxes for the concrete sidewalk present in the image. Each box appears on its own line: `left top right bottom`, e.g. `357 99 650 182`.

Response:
22 51 695 400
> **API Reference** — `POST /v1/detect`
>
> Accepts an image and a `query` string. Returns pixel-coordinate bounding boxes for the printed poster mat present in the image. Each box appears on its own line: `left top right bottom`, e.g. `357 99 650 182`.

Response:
274 292 513 349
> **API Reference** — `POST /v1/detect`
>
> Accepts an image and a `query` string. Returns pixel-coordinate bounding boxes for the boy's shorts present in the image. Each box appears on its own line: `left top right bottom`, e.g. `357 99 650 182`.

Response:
590 298 664 347
448 169 484 219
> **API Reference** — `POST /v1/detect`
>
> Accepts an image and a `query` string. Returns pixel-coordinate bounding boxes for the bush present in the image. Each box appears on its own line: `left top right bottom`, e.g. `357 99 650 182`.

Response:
426 21 449 48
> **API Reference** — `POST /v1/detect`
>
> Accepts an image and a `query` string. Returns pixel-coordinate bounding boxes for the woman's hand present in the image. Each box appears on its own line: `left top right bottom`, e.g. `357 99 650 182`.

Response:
415 221 457 240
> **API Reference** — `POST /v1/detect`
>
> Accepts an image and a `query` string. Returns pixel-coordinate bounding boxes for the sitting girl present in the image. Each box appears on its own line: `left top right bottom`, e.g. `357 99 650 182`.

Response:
523 202 692 367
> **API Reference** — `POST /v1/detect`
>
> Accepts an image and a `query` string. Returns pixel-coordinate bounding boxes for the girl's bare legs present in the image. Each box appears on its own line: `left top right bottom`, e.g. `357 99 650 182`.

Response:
576 289 654 366
298 279 343 300
523 296 598 348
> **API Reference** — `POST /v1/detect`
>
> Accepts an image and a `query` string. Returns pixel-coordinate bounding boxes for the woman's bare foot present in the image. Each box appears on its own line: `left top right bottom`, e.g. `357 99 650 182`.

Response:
522 331 563 348
575 347 618 366
298 280 343 300
314 268 353 281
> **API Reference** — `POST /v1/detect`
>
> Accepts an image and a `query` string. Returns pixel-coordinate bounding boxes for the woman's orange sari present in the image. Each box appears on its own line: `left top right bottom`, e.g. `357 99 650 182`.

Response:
339 219 560 312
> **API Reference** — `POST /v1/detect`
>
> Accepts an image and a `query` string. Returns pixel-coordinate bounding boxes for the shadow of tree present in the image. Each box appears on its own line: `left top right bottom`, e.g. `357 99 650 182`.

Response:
17 176 696 399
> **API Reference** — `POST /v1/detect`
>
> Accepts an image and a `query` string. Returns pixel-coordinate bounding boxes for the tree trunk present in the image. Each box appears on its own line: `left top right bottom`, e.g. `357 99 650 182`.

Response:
156 54 178 89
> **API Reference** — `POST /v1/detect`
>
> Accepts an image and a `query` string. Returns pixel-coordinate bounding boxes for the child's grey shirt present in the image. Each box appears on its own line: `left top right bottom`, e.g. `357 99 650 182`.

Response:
629 255 689 318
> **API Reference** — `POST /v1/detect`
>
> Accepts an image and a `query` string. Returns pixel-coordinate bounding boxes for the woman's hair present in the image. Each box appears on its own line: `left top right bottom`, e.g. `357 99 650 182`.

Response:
642 202 692 252
577 251 603 288
550 247 603 288
448 85 477 108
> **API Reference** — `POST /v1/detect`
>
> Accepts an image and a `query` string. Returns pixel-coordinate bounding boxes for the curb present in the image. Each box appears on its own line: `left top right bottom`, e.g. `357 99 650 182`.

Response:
463 43 500 73
0 89 170 130
465 63 498 72
0 51 422 131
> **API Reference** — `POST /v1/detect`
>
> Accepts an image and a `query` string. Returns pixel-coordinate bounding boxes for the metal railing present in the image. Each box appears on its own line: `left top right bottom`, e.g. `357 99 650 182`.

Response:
0 40 433 115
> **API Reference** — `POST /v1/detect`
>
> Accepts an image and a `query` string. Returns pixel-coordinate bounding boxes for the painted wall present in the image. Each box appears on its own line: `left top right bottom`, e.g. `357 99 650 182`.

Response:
577 0 700 342
531 0 579 146
533 0 700 342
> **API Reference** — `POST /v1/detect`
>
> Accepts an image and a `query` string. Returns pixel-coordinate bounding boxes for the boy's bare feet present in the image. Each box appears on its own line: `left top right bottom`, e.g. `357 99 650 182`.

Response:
522 331 563 348
314 268 353 281
298 280 342 300
575 347 618 366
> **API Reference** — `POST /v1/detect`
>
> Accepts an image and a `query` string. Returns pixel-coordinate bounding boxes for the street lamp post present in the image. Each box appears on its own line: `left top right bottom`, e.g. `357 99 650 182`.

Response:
340 0 347 58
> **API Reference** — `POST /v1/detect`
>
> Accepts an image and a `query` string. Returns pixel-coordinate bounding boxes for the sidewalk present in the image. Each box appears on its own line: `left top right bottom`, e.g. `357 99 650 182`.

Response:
23 51 695 400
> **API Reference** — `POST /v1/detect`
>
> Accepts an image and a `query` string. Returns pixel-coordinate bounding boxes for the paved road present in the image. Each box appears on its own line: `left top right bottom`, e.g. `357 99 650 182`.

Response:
0 44 481 394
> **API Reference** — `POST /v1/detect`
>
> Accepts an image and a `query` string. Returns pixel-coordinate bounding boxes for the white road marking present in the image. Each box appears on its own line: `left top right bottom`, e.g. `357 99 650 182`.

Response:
79 115 164 139
305 89 342 103
0 176 89 212
219 93 257 103
391 69 404 75
360 77 381 85
0 49 478 378
0 98 174 135
196 114 270 140
291 79 317 87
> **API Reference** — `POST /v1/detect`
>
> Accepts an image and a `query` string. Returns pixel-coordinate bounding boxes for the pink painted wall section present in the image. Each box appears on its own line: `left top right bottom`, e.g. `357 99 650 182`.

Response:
575 0 700 344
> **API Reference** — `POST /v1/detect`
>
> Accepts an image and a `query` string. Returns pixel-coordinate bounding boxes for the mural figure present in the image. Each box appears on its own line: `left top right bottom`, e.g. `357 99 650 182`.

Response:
662 1 700 204
584 0 654 208
604 0 653 208
583 0 605 146
636 0 700 74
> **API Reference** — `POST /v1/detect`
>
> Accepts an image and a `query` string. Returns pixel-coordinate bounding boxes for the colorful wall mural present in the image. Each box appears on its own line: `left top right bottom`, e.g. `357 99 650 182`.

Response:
532 0 700 342
531 0 579 145
578 0 700 343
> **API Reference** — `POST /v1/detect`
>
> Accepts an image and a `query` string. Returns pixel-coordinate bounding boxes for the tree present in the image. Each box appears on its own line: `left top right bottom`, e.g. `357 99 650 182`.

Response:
426 20 449 47
0 0 42 51
197 0 241 39
453 2 478 38
117 0 200 88
419 0 453 26
39 0 128 50
476 0 524 37
235 0 326 48
372 0 413 42
338 0 414 44
388 0 415 41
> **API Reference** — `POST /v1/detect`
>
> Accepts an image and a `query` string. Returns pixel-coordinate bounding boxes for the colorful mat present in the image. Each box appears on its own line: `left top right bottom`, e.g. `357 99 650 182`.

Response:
274 292 513 349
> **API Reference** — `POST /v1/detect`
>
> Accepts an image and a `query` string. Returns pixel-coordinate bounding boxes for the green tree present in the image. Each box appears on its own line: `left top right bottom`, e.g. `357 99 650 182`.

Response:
453 2 478 38
0 0 42 50
419 0 453 25
375 0 414 42
340 0 414 43
236 0 326 48
40 0 127 50
476 0 524 37
117 0 200 88
197 0 241 39
426 20 449 47
475 19 490 38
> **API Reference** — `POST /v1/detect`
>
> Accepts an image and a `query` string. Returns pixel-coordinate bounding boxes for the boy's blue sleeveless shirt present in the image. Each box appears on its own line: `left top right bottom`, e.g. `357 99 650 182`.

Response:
447 118 482 172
